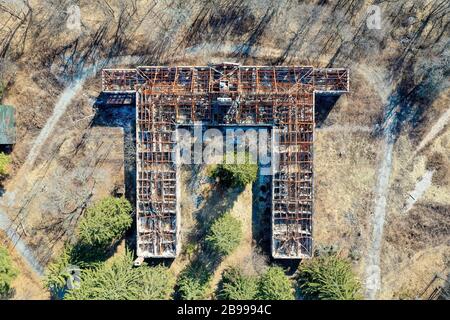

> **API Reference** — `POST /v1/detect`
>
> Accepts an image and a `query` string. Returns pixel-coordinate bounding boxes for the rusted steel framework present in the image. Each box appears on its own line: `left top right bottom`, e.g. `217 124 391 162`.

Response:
101 63 349 259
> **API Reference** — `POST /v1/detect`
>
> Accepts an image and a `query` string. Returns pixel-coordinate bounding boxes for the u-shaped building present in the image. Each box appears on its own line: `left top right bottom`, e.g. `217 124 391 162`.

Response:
101 63 349 259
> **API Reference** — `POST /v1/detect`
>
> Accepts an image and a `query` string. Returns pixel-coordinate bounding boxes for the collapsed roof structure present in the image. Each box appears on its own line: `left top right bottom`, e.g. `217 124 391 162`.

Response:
101 63 349 259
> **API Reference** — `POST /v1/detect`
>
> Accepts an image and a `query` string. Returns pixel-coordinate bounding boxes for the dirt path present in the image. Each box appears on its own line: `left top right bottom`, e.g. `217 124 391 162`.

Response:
0 76 87 276
416 107 450 153
355 63 397 299
0 55 141 279
0 232 48 299
364 92 447 299
365 136 394 299
0 210 44 275
23 78 86 170
403 170 434 213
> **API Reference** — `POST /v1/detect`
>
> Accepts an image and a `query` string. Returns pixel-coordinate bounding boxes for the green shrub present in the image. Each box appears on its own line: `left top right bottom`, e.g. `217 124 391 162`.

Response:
45 197 133 298
44 244 103 299
65 250 175 300
219 267 258 300
258 266 294 300
183 242 197 260
44 247 72 298
77 197 132 249
177 263 211 300
0 152 11 177
177 276 208 300
298 254 362 300
211 152 258 188
0 246 18 297
206 213 242 256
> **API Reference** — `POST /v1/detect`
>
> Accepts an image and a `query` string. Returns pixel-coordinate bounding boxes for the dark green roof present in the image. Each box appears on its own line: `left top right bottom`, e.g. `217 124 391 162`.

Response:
0 105 15 144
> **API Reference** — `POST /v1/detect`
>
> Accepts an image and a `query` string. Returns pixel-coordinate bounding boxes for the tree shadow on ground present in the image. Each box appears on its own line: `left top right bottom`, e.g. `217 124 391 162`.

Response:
92 93 136 204
183 166 243 246
91 93 138 258
194 183 243 240
175 177 244 299
251 172 271 255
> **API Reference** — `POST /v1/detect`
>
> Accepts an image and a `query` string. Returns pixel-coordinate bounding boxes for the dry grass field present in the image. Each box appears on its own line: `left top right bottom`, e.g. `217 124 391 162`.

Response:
0 0 448 299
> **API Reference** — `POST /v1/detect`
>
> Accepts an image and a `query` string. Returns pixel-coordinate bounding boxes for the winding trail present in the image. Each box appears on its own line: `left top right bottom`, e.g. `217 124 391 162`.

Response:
0 55 142 278
361 79 446 298
0 77 87 276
